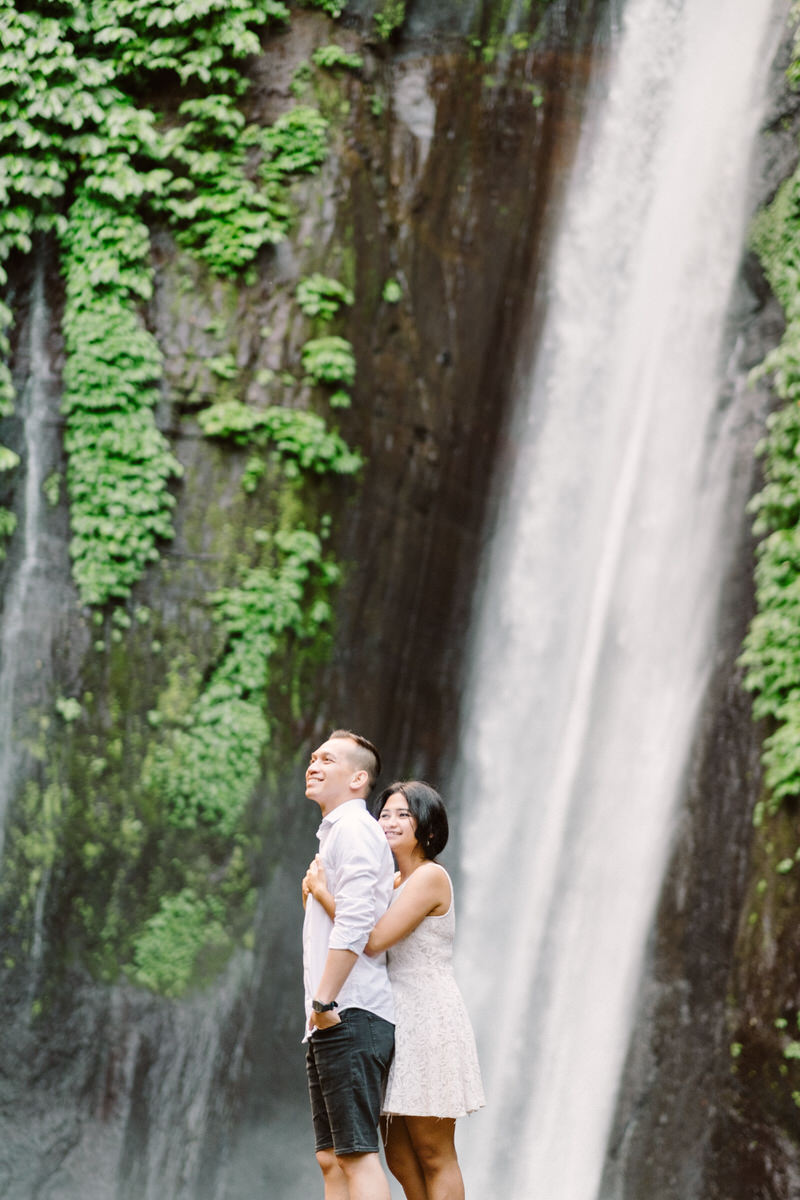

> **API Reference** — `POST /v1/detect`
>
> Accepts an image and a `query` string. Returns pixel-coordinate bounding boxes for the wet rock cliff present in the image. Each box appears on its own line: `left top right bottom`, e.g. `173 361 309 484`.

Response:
0 2 603 1195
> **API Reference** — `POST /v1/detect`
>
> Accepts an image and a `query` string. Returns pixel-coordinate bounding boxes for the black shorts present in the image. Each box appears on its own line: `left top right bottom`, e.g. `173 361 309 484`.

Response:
306 1008 395 1156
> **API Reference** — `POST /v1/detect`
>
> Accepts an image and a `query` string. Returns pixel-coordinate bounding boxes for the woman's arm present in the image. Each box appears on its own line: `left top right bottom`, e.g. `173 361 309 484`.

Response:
304 855 335 920
306 856 451 955
365 863 450 955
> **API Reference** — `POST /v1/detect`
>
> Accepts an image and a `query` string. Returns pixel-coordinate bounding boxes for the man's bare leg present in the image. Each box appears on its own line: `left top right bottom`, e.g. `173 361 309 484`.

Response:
337 1151 392 1200
316 1148 350 1200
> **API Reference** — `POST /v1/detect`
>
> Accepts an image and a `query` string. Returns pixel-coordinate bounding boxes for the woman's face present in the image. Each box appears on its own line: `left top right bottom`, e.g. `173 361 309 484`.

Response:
377 791 419 857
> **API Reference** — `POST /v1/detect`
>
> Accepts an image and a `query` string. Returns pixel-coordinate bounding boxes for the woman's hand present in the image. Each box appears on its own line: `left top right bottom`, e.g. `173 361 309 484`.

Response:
305 854 327 898
304 855 335 920
302 864 314 907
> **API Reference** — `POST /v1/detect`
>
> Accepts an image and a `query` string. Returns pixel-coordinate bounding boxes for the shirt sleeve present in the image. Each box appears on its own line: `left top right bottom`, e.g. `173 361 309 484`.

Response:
327 821 382 955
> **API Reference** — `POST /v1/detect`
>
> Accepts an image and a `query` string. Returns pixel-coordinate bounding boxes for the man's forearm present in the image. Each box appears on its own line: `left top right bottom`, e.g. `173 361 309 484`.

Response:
314 947 357 1004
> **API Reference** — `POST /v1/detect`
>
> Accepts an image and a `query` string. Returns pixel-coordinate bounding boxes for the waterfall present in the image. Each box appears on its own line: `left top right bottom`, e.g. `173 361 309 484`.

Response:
0 251 65 844
452 1 785 1197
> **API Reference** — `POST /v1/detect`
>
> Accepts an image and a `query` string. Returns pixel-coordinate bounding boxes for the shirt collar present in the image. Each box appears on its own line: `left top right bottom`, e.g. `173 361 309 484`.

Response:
317 797 368 837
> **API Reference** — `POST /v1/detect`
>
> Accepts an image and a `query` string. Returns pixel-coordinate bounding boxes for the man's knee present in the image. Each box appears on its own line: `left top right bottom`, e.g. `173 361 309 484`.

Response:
336 1150 380 1177
316 1147 341 1177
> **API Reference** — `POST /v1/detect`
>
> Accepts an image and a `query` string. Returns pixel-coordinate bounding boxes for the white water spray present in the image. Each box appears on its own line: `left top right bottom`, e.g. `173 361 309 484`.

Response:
453 2 784 1197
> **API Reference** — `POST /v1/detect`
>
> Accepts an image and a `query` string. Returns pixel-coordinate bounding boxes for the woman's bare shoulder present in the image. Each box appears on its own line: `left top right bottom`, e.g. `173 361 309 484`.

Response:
405 861 451 907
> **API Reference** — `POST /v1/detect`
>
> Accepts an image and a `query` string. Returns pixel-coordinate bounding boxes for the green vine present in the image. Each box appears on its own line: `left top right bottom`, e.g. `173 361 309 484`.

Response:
0 0 329 599
59 190 183 604
143 527 340 838
740 170 800 810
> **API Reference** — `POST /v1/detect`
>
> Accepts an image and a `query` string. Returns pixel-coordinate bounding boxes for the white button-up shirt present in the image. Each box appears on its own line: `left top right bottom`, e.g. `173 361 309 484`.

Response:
302 798 395 1038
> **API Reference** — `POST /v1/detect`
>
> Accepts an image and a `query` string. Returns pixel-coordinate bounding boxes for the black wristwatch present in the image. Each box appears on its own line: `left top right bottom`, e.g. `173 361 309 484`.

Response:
311 998 339 1013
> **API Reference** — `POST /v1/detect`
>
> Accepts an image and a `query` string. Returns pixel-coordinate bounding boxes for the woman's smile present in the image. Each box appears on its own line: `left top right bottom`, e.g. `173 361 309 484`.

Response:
377 793 419 858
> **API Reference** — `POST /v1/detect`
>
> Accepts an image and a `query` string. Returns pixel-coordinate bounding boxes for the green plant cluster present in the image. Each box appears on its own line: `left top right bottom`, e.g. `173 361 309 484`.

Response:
166 100 329 277
295 273 357 406
0 505 17 557
0 0 291 306
261 104 329 176
79 0 291 88
373 0 406 41
382 277 402 304
143 527 340 838
302 335 356 387
300 0 346 18
312 44 364 73
198 399 362 477
740 171 800 808
296 272 354 319
131 888 230 998
159 95 289 278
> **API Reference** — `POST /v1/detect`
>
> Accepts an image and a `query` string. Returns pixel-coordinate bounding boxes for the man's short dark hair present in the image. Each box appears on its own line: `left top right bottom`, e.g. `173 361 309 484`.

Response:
373 780 449 860
328 729 381 789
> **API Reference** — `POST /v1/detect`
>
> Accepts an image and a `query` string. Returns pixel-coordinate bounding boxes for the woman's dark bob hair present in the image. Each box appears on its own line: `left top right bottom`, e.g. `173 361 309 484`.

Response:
373 780 449 860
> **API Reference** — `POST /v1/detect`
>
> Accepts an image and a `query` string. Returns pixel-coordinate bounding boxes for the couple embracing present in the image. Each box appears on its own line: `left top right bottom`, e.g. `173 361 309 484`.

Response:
301 729 485 1200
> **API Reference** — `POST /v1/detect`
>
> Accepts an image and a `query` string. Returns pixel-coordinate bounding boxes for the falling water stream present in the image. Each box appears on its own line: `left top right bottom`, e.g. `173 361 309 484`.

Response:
0 255 62 840
452 1 784 1197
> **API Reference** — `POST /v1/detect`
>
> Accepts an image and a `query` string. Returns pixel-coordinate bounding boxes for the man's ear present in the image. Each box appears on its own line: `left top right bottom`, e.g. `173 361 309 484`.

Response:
349 768 369 794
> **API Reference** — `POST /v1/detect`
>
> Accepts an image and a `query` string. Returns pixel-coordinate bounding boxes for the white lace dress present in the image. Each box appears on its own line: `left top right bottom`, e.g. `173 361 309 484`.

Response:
382 865 485 1118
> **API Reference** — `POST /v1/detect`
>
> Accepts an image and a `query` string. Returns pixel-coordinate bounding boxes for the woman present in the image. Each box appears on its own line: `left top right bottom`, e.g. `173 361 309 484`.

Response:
304 781 485 1200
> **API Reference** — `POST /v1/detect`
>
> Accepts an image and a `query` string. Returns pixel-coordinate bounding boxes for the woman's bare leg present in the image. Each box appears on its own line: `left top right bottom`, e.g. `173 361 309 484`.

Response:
382 1116 429 1200
404 1116 464 1200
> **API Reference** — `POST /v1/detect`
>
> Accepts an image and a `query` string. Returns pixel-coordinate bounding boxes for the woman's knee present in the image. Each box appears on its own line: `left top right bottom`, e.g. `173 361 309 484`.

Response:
407 1119 457 1170
384 1137 411 1177
383 1119 416 1173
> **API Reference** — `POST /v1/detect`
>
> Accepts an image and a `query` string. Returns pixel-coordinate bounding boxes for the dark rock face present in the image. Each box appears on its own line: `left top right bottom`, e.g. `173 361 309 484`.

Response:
600 18 800 1200
318 35 598 775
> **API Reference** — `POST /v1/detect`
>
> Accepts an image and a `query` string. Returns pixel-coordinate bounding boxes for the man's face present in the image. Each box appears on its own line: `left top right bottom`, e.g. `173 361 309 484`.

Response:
305 737 361 813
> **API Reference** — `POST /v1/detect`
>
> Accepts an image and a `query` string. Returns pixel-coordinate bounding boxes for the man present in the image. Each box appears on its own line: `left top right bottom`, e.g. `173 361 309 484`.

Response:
302 728 395 1200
